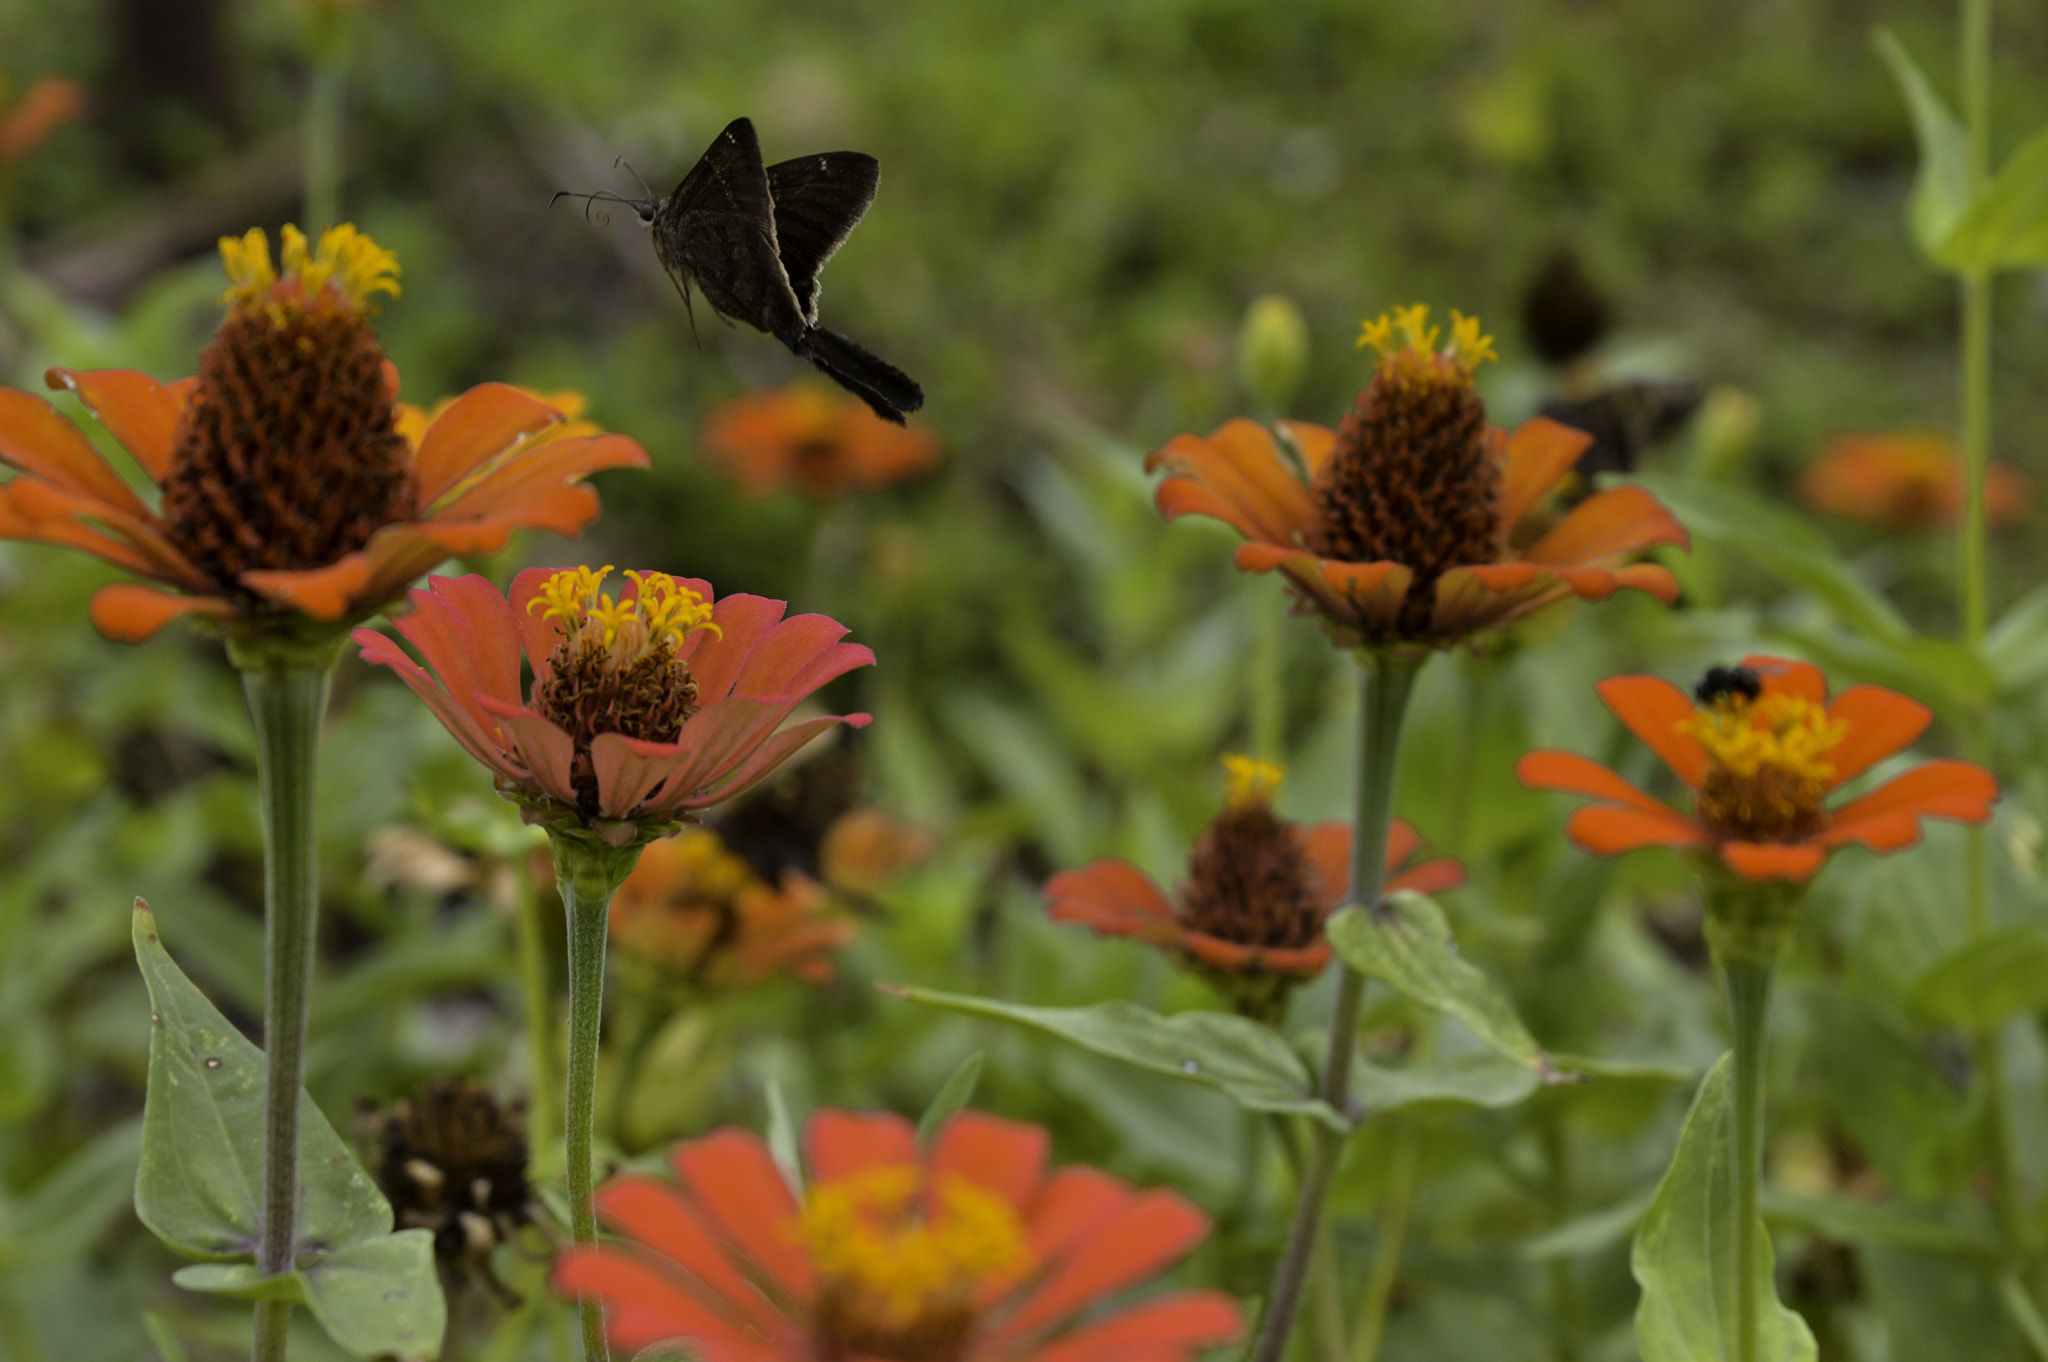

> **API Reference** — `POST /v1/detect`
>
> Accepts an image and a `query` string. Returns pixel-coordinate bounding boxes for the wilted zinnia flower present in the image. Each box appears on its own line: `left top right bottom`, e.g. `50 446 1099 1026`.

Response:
0 225 646 647
1147 304 1687 650
552 1106 1243 1362
355 566 873 845
1798 430 2030 532
701 383 938 499
1046 756 1463 1019
366 1078 534 1279
608 827 856 988
1516 656 1997 884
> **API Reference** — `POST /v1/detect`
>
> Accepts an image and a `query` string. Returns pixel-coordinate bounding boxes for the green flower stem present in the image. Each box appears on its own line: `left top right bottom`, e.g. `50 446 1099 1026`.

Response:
1311 1213 1348 1362
1250 585 1285 764
302 2 352 232
511 863 561 1180
547 831 646 1362
1348 1120 1421 1362
1249 648 1423 1362
240 660 335 1362
1723 956 1775 1362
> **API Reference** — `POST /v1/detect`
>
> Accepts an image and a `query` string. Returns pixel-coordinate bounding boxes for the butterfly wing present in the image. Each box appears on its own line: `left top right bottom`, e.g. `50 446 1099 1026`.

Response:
765 152 880 324
654 118 806 338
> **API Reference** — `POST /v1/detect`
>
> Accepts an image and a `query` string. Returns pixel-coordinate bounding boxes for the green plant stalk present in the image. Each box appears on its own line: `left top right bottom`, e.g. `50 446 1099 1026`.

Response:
1250 585 1285 764
511 866 560 1179
1348 1121 1421 1362
1312 1212 1348 1362
1723 957 1775 1362
302 3 351 231
1540 1108 1581 1362
1248 648 1423 1362
242 662 334 1362
549 832 645 1362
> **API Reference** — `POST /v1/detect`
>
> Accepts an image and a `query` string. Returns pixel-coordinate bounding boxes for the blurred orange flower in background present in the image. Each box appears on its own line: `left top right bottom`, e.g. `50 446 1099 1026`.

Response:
1798 430 2030 531
0 77 84 165
701 383 939 499
1517 655 1997 882
608 827 856 988
553 1107 1243 1362
0 225 645 644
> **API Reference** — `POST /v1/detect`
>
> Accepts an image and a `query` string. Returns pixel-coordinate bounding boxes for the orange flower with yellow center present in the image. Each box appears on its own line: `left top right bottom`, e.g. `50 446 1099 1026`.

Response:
0 225 647 645
1798 430 2030 532
1146 304 1688 649
608 827 856 987
356 566 873 843
1517 656 1998 882
701 382 940 499
552 1107 1242 1362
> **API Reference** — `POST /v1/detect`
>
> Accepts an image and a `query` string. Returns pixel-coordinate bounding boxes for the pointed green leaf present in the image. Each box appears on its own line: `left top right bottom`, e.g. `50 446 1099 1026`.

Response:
1939 124 2048 270
1986 581 2048 695
763 1080 804 1197
1874 28 1973 261
1907 923 2048 1028
1351 1048 1543 1115
1326 893 1548 1071
174 1233 444 1362
885 985 1343 1129
133 900 391 1259
1632 1055 1818 1362
916 1052 985 1146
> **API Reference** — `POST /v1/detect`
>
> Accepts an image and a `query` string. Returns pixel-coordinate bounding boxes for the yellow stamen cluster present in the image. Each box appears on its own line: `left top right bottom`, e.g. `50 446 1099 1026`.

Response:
527 566 720 653
1222 754 1285 807
802 1166 1029 1335
1679 692 1848 842
1356 303 1497 380
219 223 401 316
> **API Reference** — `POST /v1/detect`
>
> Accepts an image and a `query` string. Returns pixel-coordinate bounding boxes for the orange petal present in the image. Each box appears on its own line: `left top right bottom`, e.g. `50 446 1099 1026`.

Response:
1146 420 1318 546
0 388 153 518
431 432 648 528
1274 419 1337 475
1383 818 1420 868
1566 805 1710 856
928 1111 1047 1213
1180 930 1329 976
994 1190 1210 1337
88 583 235 643
1596 675 1707 787
1497 416 1593 535
1028 1291 1246 1362
1045 860 1179 939
1388 857 1465 896
1524 483 1689 568
1718 841 1828 882
1430 562 1547 637
412 383 565 506
239 554 377 621
1516 749 1681 818
806 1109 916 1183
1824 685 1931 784
1744 654 1826 707
45 368 190 481
1608 560 1682 604
1299 821 1350 909
1821 760 1999 853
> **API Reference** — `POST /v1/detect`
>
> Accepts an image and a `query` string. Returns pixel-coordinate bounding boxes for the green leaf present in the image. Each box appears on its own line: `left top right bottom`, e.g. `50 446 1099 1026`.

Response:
1522 1188 1655 1261
1632 1055 1818 1362
1800 982 1975 1199
1986 581 2048 695
1327 893 1549 1072
1760 1190 2001 1259
1351 1048 1541 1114
916 1052 985 1145
1939 123 2048 270
885 985 1343 1129
1908 923 2048 1028
763 1080 804 1197
1631 474 1909 643
1874 28 1974 261
176 1233 444 1361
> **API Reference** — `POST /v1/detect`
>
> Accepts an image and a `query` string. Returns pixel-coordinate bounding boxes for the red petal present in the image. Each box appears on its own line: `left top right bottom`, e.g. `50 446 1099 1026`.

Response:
1497 417 1593 536
591 1177 785 1336
686 595 790 703
551 1247 781 1358
590 733 688 820
1718 841 1828 882
88 583 234 643
1824 685 1931 784
1044 861 1178 937
1180 931 1329 976
412 383 564 506
45 367 189 481
1299 821 1350 909
666 712 871 813
992 1191 1210 1338
1027 1291 1246 1362
1595 675 1707 787
927 1111 1047 1213
806 1108 916 1183
390 574 526 727
0 388 152 518
1024 1167 1134 1263
1388 856 1465 896
670 1128 813 1299
1820 760 1999 852
477 697 580 808
727 614 871 698
506 566 570 682
353 624 531 784
1566 805 1710 856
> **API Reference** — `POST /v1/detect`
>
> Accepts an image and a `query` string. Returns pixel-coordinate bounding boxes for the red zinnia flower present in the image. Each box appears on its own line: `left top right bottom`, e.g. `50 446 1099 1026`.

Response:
552 1107 1243 1362
0 226 645 644
1516 655 1997 882
1047 757 1462 1017
1147 305 1687 649
355 566 872 843
702 383 939 499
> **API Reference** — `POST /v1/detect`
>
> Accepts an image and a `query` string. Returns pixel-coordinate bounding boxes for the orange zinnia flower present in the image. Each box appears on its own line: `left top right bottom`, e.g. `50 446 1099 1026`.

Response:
1146 304 1687 649
1798 430 2030 531
702 383 939 499
0 225 646 645
552 1107 1243 1362
1516 655 1997 883
1046 757 1462 1017
609 827 856 987
0 77 84 165
356 567 872 844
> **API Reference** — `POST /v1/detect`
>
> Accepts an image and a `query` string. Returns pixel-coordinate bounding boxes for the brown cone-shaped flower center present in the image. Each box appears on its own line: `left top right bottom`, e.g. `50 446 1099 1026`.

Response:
531 629 699 813
370 1078 532 1267
160 228 412 592
1308 360 1498 636
1179 800 1323 954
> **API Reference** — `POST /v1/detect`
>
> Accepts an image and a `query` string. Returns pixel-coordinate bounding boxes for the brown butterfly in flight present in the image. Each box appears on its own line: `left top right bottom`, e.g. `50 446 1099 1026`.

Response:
555 117 924 424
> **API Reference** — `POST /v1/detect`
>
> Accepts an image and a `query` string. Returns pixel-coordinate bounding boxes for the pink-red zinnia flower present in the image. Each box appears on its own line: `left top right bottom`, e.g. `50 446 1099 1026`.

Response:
552 1107 1242 1362
355 566 872 842
1517 655 1997 882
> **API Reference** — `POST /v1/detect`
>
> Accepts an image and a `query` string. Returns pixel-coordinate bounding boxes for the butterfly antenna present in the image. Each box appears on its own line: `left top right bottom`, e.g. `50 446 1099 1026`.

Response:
550 189 640 230
613 156 656 201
